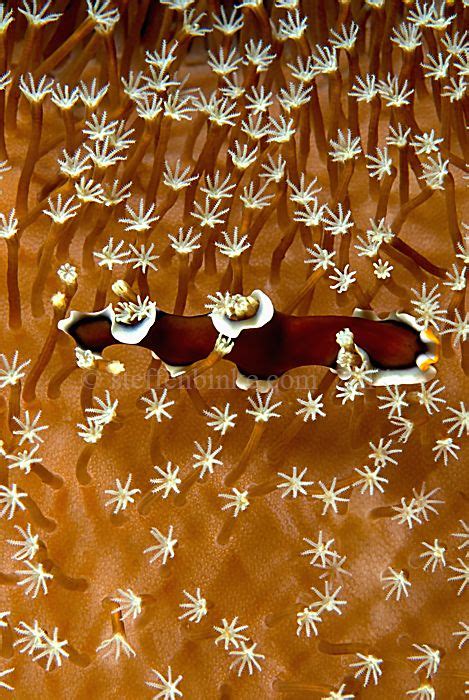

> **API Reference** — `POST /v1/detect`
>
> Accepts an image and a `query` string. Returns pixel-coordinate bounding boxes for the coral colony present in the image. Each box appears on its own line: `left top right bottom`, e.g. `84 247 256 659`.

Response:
0 0 468 698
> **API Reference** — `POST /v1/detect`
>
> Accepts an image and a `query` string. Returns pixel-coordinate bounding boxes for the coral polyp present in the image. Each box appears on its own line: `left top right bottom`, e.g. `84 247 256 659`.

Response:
0 0 467 698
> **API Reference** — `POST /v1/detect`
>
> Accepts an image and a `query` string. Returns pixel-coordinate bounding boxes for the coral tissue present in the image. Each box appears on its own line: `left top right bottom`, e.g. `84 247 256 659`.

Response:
0 0 467 698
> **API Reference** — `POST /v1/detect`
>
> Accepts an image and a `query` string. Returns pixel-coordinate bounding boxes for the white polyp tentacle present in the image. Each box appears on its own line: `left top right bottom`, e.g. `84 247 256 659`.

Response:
209 289 274 339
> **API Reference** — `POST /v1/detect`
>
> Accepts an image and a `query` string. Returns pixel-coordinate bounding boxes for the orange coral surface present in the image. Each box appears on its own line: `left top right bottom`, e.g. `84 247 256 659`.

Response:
0 1 468 699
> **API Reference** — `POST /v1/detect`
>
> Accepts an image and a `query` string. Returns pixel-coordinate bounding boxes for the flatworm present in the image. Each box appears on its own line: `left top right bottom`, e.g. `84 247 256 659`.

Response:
59 290 439 388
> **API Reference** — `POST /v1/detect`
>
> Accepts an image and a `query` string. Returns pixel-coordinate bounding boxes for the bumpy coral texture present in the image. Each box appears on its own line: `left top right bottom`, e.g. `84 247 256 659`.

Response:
0 1 468 699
